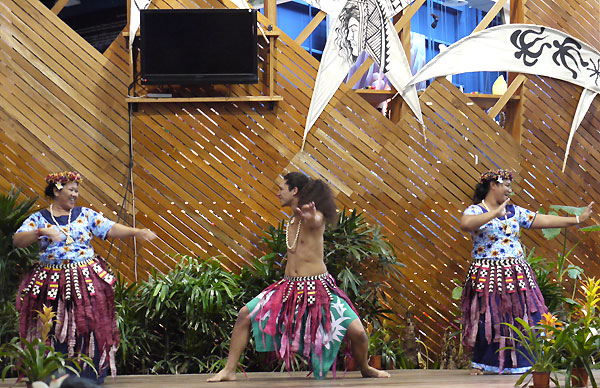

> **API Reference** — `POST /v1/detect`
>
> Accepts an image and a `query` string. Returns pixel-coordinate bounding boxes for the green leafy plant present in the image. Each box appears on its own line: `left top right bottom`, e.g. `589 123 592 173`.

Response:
140 256 242 374
0 187 38 303
113 273 159 374
539 205 600 297
560 277 600 388
500 313 564 387
324 209 405 330
367 325 412 369
0 305 96 384
526 249 567 314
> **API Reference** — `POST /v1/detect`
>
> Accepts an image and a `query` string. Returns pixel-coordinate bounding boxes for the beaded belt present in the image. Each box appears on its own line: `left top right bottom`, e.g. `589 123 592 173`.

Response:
284 272 330 282
21 256 115 301
281 272 335 304
38 257 96 268
466 257 536 294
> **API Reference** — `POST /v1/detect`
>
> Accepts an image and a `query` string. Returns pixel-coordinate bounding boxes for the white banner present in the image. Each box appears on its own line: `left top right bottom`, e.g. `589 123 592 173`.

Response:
303 0 422 150
129 0 152 49
406 24 600 171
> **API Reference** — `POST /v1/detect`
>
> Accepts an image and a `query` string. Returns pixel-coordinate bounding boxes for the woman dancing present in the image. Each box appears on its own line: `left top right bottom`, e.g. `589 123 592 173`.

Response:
460 169 593 374
13 171 156 383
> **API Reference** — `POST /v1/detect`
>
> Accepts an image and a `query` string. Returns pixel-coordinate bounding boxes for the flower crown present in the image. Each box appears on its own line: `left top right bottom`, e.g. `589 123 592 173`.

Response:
45 171 82 190
480 169 513 184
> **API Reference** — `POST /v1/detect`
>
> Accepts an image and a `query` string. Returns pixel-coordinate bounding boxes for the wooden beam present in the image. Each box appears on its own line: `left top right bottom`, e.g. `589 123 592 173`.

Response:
295 11 326 46
507 0 525 83
125 96 283 103
472 0 509 33
510 0 525 23
264 0 277 25
51 0 69 14
487 74 527 118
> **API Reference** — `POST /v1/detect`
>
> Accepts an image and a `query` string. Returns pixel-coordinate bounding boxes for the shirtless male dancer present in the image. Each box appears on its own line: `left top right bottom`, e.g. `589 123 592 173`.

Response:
208 172 389 381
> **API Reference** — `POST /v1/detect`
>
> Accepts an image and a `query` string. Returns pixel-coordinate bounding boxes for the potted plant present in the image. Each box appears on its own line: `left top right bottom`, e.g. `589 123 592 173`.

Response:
560 277 600 388
0 305 96 387
500 312 564 388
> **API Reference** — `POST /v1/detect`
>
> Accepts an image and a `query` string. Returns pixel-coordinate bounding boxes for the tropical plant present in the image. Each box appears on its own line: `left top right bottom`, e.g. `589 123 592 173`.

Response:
526 249 568 314
560 277 600 388
0 305 96 385
539 205 600 306
0 186 38 303
366 325 411 369
139 256 243 374
324 209 405 329
113 273 159 374
500 313 564 387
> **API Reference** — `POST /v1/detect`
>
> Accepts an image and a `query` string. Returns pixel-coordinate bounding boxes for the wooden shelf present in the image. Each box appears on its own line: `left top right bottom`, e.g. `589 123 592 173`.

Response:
354 89 396 106
465 93 521 110
126 96 283 103
354 90 521 111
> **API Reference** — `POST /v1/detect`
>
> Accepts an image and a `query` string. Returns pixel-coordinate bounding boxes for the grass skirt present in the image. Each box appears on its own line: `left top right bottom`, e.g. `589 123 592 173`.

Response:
16 256 119 379
247 273 359 379
461 257 547 373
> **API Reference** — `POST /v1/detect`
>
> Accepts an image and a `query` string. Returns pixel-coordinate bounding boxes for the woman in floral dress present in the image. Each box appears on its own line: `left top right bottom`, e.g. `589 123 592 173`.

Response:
460 169 593 374
13 171 156 383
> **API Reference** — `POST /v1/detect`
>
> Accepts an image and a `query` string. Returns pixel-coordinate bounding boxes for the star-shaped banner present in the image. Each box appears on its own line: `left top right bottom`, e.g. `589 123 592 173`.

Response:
302 0 423 150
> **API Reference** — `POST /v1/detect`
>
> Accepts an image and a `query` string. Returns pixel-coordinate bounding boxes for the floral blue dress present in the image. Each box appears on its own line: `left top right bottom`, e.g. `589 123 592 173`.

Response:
16 207 115 264
16 207 119 383
461 204 547 374
464 203 536 260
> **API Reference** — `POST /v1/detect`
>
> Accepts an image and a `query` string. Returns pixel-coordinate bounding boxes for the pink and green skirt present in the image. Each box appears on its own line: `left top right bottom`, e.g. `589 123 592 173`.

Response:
247 272 359 379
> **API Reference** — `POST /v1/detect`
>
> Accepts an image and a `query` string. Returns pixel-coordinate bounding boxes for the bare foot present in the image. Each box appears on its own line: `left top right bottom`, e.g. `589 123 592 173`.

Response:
207 369 237 382
361 366 390 378
470 368 483 375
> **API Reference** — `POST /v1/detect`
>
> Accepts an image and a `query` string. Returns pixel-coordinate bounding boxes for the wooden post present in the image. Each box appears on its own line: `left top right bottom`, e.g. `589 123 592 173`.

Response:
264 0 277 25
264 0 277 99
506 0 525 143
126 0 136 96
389 12 411 123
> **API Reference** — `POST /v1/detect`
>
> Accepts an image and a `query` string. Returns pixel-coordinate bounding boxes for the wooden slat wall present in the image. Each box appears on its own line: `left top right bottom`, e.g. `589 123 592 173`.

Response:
0 0 598 358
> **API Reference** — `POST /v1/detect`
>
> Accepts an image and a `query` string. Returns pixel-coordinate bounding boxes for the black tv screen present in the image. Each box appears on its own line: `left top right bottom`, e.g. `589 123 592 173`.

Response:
140 9 258 85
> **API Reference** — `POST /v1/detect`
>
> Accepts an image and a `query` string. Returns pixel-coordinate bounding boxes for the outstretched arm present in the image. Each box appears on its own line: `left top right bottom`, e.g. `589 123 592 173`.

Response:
294 202 325 229
106 223 157 241
530 201 594 229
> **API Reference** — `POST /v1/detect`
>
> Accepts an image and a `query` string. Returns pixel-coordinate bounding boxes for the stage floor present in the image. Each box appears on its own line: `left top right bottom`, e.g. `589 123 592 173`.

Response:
3 369 597 388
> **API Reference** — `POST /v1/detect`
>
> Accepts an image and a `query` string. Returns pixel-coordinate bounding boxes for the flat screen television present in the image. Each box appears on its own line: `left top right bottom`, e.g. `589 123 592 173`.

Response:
140 9 258 85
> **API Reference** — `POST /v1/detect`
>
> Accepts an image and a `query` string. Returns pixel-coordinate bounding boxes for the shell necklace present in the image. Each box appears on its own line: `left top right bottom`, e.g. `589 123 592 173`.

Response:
285 216 302 250
481 199 512 235
50 204 74 245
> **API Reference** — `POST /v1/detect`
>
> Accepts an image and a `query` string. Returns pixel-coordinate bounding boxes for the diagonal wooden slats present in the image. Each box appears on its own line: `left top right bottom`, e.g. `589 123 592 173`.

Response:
0 0 598 360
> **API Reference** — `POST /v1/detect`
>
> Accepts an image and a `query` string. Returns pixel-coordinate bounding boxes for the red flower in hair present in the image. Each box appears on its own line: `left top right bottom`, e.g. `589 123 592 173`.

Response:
45 171 82 190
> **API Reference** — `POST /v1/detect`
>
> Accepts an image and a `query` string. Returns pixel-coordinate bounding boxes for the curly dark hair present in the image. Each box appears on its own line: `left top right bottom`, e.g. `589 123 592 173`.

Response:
473 180 492 204
284 172 338 224
473 169 512 203
44 182 57 198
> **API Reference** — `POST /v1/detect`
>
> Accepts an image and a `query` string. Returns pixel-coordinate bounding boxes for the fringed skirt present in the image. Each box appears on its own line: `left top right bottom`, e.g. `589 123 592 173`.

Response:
461 257 548 373
16 257 119 379
247 272 359 379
